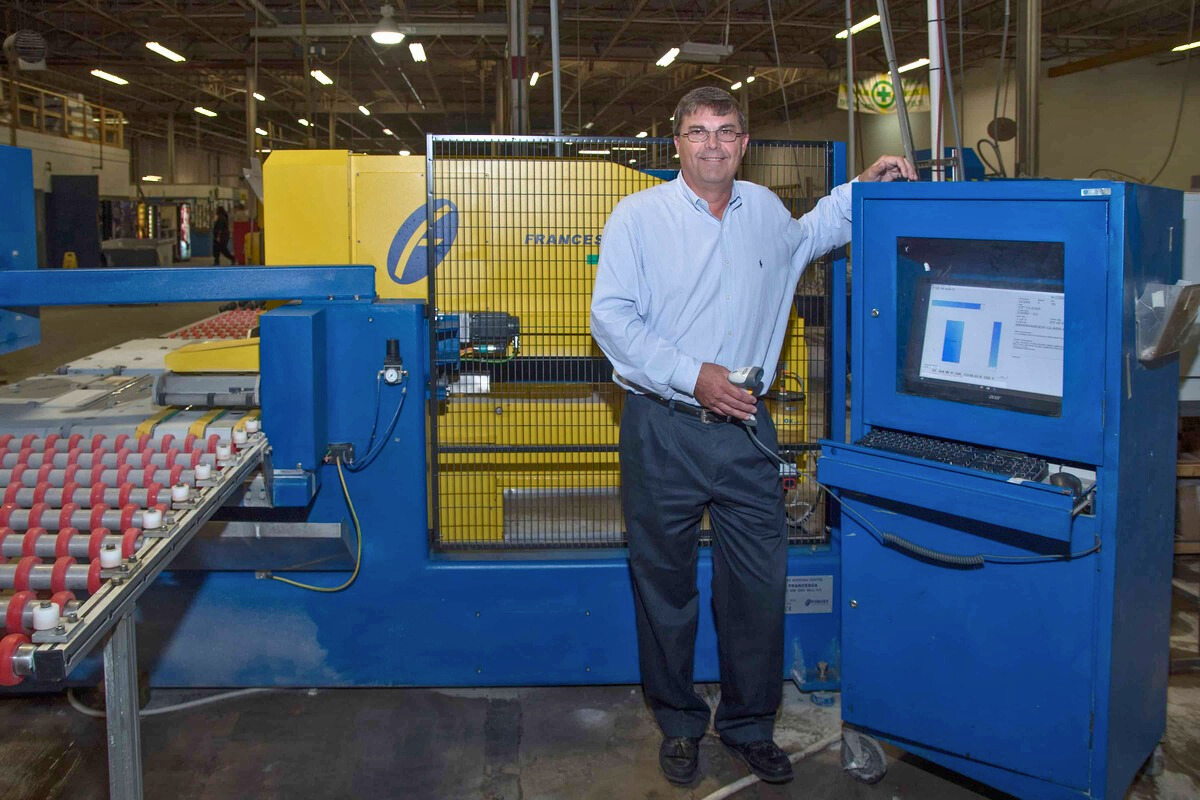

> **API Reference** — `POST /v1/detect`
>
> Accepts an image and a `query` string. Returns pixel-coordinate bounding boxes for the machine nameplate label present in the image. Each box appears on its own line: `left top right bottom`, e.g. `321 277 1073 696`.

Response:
786 575 833 614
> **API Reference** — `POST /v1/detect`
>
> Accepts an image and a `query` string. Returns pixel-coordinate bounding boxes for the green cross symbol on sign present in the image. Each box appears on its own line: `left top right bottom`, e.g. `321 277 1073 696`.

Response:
872 81 895 109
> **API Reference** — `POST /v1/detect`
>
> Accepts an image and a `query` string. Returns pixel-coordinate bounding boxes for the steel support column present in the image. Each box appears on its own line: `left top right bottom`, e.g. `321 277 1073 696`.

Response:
1016 0 1040 176
105 612 142 800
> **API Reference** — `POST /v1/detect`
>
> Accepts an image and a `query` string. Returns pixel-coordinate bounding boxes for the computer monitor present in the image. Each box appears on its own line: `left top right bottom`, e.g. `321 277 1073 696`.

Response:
897 237 1065 417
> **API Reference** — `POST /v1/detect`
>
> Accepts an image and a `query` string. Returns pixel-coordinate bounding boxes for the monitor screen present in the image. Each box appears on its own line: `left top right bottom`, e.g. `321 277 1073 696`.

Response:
897 238 1065 417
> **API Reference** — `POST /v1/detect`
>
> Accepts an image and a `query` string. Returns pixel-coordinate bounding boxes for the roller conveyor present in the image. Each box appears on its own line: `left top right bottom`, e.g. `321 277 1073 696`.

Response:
0 464 212 489
0 425 268 685
0 528 141 560
1 448 220 470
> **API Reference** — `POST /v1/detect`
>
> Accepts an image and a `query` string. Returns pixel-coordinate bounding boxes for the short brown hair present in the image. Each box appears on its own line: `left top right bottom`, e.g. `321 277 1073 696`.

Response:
672 87 747 136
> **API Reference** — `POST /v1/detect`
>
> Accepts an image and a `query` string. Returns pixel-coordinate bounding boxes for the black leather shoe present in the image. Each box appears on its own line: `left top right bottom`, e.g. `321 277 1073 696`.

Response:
659 736 701 784
721 738 794 784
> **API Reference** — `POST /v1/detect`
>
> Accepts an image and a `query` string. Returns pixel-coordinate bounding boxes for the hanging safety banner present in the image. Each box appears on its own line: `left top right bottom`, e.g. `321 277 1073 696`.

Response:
837 73 930 114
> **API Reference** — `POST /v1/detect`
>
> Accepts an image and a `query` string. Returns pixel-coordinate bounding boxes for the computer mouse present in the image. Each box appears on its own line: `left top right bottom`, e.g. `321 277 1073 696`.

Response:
1049 471 1083 497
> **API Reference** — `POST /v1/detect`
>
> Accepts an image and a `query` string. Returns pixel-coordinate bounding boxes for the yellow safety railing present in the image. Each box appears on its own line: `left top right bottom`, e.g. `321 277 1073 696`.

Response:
0 79 125 148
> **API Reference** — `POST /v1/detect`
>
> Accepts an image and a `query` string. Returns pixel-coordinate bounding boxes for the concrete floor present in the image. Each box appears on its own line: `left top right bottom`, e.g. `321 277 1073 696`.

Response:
2 306 1200 799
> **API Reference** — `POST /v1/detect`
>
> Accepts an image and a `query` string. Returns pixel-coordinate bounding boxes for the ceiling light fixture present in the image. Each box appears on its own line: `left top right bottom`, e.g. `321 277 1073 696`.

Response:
1173 40 1200 52
675 42 734 63
656 47 680 68
382 127 394 135
409 42 427 62
836 14 880 39
145 42 186 62
142 175 162 182
372 4 405 45
635 131 648 138
898 57 930 73
298 118 311 126
254 127 269 136
311 69 333 85
253 92 266 101
584 121 594 129
399 149 412 156
578 149 611 155
730 81 743 90
746 75 756 83
529 71 540 87
358 104 372 116
193 106 217 117
90 69 128 86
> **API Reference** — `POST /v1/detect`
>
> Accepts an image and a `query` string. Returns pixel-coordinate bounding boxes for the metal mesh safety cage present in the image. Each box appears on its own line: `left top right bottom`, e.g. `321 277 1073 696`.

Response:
426 134 840 552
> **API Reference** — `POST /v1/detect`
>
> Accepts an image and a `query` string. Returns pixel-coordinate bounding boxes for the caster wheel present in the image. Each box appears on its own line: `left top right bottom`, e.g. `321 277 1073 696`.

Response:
841 730 888 785
1144 744 1166 778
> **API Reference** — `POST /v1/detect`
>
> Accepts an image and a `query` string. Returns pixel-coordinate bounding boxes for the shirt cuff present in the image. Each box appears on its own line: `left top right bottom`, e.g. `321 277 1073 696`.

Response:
668 356 702 397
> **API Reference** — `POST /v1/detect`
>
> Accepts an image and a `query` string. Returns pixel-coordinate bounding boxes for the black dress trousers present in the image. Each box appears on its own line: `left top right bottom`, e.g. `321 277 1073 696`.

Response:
619 392 788 744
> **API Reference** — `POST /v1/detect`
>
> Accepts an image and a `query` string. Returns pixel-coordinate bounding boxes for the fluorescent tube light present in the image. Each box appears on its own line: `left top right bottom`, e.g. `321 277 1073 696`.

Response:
311 69 333 85
194 106 217 117
145 42 186 62
578 149 611 155
90 69 128 86
399 149 412 156
359 105 372 116
898 58 930 73
730 81 743 90
255 127 269 136
382 128 394 135
835 14 880 39
253 92 266 101
1173 40 1200 52
298 118 311 127
530 71 540 87
656 47 680 68
409 42 426 62
635 131 648 138
141 175 162 182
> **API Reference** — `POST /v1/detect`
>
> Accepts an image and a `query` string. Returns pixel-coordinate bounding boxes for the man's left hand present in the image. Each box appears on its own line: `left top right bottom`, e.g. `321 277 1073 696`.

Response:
857 155 918 182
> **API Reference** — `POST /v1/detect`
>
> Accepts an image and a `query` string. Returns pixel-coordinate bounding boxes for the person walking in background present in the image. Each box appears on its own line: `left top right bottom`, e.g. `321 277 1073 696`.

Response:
212 206 235 265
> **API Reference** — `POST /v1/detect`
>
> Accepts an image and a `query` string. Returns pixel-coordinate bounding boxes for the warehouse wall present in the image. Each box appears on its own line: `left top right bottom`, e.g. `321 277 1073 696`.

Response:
754 54 1200 190
0 126 130 196
131 135 245 190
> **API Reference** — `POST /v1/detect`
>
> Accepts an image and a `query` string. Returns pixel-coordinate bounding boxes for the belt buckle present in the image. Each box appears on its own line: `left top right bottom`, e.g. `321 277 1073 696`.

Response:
699 408 722 424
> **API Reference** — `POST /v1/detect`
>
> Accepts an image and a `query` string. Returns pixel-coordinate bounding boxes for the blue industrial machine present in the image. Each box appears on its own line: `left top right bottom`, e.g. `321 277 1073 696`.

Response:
0 140 842 692
819 181 1183 798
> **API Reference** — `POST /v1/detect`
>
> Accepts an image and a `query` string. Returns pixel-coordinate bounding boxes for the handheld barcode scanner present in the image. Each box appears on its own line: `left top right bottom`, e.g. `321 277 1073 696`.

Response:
727 366 764 426
728 365 796 477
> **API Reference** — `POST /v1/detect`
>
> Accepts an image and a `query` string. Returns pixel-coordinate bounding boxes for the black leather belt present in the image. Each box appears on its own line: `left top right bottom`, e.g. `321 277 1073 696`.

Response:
642 392 734 424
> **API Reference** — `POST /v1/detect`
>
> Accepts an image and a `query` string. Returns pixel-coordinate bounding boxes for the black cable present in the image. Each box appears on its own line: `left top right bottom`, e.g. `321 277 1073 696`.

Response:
344 375 408 473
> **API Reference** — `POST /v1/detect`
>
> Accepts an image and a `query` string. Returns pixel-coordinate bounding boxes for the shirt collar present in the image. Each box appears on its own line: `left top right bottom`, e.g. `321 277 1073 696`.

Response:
674 174 742 215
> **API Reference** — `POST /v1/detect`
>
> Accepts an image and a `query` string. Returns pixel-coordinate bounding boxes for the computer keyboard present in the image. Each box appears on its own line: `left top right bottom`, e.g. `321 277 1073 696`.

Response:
855 428 1049 481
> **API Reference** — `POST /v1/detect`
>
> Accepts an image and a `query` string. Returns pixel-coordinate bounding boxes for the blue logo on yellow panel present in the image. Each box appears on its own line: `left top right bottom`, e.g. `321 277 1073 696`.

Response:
387 199 458 284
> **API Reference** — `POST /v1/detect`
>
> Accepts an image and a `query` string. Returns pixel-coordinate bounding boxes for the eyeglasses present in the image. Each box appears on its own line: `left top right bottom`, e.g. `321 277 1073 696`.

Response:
679 128 746 143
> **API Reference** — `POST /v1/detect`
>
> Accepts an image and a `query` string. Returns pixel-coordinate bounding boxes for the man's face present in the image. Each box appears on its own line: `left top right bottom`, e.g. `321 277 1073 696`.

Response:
673 108 749 195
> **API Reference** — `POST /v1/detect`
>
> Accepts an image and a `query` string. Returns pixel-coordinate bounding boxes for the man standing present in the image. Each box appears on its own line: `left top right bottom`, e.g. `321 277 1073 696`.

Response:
590 86 915 786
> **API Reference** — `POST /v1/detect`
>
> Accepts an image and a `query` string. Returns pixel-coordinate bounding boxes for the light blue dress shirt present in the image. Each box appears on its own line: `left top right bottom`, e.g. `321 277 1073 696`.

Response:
590 175 853 405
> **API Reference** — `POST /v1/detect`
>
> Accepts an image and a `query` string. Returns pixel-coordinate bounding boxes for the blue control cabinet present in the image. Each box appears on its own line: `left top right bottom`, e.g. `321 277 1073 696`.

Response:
819 181 1181 799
